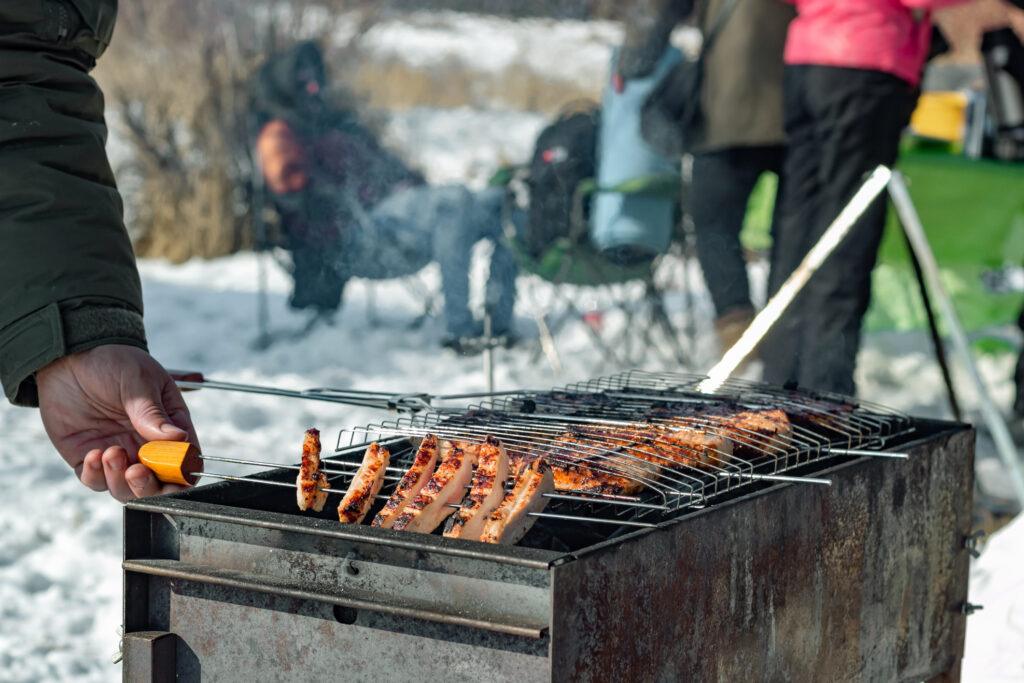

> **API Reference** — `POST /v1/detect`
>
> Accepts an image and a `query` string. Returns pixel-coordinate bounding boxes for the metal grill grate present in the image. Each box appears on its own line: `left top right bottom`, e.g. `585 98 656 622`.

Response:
323 371 915 530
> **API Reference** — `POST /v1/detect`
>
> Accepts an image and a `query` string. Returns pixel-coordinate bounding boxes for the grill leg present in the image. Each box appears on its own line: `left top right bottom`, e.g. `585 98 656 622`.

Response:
123 631 177 683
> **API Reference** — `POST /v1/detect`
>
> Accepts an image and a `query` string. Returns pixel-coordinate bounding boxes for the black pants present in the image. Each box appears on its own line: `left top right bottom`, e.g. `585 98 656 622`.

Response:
691 146 785 318
761 65 918 395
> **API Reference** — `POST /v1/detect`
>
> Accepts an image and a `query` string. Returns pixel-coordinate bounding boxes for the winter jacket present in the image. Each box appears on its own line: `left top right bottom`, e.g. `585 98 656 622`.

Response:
252 43 422 247
0 0 147 407
619 0 794 152
784 0 971 86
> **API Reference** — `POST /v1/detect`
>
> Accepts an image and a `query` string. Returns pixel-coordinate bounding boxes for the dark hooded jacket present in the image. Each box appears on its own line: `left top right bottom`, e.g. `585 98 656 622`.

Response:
251 42 422 250
0 0 147 406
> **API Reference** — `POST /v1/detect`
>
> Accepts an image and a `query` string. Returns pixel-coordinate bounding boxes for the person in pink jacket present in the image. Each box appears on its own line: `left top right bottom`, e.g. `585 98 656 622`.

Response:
760 0 972 396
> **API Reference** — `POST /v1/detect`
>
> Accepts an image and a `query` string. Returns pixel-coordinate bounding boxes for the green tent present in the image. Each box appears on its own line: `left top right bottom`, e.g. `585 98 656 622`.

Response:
740 147 1024 346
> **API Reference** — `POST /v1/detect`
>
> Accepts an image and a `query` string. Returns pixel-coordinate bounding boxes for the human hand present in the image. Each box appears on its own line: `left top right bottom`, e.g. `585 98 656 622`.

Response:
36 345 200 502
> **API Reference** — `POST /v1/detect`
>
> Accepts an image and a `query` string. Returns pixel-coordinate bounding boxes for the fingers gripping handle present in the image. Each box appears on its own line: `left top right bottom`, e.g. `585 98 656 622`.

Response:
138 441 202 486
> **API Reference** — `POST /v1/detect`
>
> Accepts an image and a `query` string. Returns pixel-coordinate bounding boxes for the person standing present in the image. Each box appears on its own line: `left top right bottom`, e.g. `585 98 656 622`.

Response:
617 0 794 353
760 0 973 396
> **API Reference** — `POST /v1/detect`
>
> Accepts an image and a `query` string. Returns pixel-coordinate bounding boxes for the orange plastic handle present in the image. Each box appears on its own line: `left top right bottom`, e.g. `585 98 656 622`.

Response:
138 441 202 486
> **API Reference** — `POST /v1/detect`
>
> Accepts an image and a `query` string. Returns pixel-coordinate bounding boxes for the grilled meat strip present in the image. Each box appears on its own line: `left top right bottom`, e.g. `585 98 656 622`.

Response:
391 441 477 533
337 443 391 524
541 429 650 496
444 437 510 541
296 428 329 512
479 459 554 545
371 434 440 529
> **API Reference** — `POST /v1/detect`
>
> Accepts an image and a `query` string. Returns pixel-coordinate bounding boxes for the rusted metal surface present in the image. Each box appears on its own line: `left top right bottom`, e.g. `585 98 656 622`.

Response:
122 631 176 683
549 422 973 682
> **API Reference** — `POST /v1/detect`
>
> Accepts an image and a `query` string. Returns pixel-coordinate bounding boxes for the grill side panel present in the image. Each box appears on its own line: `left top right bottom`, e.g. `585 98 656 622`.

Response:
549 424 973 682
122 504 555 680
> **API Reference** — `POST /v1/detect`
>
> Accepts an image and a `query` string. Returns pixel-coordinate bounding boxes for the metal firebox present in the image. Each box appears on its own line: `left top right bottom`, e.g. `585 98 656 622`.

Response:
122 409 973 682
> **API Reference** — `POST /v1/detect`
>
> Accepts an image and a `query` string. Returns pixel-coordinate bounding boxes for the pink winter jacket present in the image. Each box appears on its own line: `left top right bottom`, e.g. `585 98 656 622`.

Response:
784 0 970 86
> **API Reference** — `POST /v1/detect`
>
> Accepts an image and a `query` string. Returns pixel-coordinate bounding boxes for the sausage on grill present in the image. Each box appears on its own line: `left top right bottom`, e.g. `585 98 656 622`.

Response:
479 459 554 545
296 428 329 512
445 436 510 541
372 435 440 529
337 443 391 524
391 441 477 533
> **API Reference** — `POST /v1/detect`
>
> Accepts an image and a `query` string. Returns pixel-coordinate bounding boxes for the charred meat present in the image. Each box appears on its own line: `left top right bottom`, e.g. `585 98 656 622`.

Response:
296 428 329 512
372 435 440 529
391 441 477 533
337 443 391 524
445 437 510 541
479 459 554 545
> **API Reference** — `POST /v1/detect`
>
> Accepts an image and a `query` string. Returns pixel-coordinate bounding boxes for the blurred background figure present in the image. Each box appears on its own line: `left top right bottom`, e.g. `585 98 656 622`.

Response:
252 42 517 350
760 0 974 396
616 0 794 356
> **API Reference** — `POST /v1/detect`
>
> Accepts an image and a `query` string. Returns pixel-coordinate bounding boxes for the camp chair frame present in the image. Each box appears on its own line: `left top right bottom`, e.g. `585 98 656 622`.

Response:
502 170 693 371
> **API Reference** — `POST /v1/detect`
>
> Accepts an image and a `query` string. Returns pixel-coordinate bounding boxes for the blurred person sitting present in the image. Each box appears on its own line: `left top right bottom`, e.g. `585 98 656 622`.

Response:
252 42 516 351
0 0 198 502
760 0 977 396
616 0 794 354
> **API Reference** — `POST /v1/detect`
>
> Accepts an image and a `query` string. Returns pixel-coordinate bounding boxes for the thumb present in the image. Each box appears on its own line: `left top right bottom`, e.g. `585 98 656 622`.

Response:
125 391 189 443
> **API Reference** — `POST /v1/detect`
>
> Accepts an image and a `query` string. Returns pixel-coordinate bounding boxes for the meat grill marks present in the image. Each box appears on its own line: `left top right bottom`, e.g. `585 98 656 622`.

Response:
337 443 391 524
296 428 329 512
281 376 905 545
445 437 510 541
391 441 478 533
372 435 440 529
479 459 554 545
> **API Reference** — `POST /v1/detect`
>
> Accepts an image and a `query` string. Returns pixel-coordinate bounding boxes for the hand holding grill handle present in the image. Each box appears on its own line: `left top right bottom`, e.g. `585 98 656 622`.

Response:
138 441 203 486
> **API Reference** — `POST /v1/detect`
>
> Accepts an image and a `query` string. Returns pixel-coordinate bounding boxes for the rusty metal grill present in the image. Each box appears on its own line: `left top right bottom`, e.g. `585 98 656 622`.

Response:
120 370 973 681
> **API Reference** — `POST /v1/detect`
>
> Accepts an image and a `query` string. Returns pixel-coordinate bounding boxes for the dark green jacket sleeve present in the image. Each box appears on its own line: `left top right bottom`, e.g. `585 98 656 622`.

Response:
0 0 147 406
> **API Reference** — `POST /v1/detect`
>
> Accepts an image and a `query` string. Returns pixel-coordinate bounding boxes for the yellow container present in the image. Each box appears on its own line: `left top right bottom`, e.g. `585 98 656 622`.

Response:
910 91 968 143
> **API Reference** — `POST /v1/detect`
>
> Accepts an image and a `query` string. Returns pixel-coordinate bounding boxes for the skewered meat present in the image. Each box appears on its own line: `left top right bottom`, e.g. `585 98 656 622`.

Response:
444 437 510 541
479 459 554 545
372 434 440 529
296 428 329 512
391 441 477 533
541 429 650 496
523 422 733 496
337 443 391 524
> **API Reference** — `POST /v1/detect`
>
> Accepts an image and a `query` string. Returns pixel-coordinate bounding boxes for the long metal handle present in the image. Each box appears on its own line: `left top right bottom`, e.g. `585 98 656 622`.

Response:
167 370 534 412
699 166 893 393
888 171 1024 504
122 558 547 639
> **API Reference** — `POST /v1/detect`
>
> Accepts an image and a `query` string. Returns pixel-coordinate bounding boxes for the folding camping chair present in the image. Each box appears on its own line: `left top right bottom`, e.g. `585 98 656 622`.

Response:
501 169 695 372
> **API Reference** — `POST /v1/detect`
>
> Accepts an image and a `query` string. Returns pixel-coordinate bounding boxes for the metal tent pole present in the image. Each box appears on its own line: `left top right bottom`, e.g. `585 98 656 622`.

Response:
888 170 1024 505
